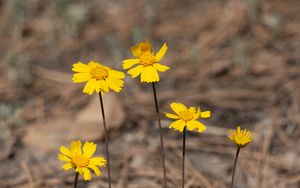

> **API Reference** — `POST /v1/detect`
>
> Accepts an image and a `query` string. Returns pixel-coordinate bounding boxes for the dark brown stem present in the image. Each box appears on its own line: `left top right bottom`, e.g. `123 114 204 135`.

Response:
182 127 186 188
152 82 167 188
98 93 112 188
74 172 79 188
230 147 240 188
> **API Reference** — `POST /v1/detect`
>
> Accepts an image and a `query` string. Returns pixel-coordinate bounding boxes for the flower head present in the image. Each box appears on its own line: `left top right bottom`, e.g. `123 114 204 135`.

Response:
122 40 169 83
72 61 125 95
165 102 211 133
229 126 252 148
58 140 106 181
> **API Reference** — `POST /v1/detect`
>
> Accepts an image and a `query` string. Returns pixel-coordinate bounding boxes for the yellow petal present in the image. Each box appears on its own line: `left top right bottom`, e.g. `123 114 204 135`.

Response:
62 163 73 171
88 165 102 176
169 120 185 132
72 62 90 73
110 77 124 87
106 77 123 92
169 120 180 129
187 121 206 133
122 59 140 69
165 113 179 119
140 40 152 52
83 142 96 158
70 141 78 152
99 80 109 93
70 140 82 155
58 154 71 162
90 157 107 167
82 167 92 181
72 73 92 83
141 66 159 83
153 63 169 72
170 103 187 114
83 79 97 95
94 80 101 93
201 111 211 118
88 61 99 67
155 43 167 61
109 70 125 79
130 44 142 58
188 107 196 114
193 107 201 120
59 146 71 157
76 167 83 175
127 65 144 78
228 134 234 141
130 40 152 58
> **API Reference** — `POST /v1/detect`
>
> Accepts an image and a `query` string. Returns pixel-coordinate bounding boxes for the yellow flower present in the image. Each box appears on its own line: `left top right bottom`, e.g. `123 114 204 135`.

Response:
122 40 169 83
72 61 125 95
229 126 252 148
58 140 106 181
165 102 211 133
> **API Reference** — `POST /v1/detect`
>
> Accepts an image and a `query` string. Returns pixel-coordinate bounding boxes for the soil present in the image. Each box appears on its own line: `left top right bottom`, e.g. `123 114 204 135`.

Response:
0 0 299 187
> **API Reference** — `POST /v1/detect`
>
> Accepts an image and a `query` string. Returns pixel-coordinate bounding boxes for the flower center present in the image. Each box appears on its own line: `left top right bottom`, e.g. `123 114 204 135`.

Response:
72 155 90 168
178 110 194 121
139 52 156 66
235 135 249 144
90 65 109 80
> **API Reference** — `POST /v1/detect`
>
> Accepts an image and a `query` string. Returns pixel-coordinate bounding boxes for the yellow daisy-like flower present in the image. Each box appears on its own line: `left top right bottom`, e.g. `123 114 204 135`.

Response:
229 126 252 148
72 61 125 95
122 40 169 83
58 140 106 181
165 102 211 133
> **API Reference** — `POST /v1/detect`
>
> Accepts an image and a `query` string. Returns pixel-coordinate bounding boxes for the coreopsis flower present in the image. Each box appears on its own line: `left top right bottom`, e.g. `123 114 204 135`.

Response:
58 140 106 181
72 61 125 95
122 40 169 83
165 102 211 132
229 126 252 148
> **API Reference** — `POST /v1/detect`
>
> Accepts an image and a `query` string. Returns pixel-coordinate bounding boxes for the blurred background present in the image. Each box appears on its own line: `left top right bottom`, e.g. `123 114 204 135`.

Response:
0 0 299 187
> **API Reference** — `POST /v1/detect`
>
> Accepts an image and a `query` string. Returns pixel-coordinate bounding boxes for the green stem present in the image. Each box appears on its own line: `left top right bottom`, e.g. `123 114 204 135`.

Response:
98 93 112 188
182 127 186 188
152 82 167 188
74 172 79 188
230 147 240 188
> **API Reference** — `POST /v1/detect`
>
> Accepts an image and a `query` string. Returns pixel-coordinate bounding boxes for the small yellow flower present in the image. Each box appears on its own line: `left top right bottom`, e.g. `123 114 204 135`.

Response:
58 140 106 181
72 61 125 95
229 126 252 148
165 102 211 133
122 40 169 83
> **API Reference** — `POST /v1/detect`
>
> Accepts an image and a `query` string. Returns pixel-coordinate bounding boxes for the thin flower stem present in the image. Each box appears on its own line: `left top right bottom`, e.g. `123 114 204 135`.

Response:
152 82 167 188
182 126 186 188
74 172 79 188
230 147 240 188
98 93 112 188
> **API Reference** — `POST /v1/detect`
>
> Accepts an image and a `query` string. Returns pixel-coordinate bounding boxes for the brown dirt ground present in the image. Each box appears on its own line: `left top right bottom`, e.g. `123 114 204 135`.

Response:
0 0 300 187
